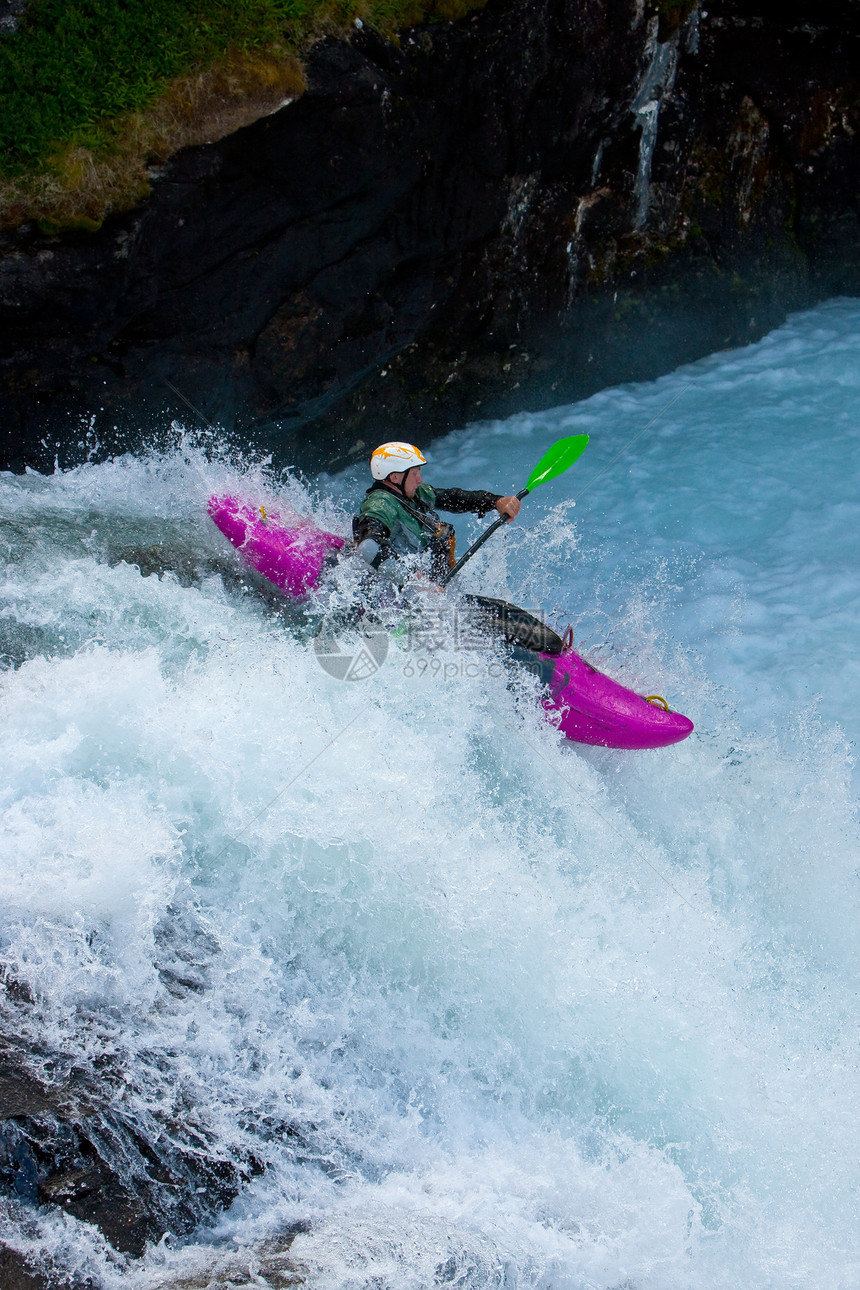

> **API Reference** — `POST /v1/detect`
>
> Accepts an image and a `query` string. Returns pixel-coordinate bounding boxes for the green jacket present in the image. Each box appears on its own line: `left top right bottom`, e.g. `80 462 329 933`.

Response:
353 482 502 578
358 482 440 553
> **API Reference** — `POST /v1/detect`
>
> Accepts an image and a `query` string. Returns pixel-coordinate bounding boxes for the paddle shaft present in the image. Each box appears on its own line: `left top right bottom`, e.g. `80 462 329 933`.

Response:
439 487 529 587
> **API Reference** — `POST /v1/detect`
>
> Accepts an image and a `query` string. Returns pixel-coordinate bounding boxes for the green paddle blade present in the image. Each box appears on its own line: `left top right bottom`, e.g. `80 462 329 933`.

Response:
524 434 589 491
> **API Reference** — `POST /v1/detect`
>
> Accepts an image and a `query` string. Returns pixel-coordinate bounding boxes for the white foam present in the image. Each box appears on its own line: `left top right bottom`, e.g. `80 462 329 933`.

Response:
1 304 859 1288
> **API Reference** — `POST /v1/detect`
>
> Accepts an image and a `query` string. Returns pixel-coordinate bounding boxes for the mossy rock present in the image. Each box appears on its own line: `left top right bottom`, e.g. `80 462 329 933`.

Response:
36 213 104 235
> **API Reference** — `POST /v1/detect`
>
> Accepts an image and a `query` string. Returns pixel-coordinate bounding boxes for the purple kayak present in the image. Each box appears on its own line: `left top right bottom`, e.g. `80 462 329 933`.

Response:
208 495 693 750
208 495 344 597
542 650 693 750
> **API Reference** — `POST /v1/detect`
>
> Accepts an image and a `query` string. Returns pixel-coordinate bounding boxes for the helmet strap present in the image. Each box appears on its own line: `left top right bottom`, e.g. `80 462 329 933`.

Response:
384 471 407 497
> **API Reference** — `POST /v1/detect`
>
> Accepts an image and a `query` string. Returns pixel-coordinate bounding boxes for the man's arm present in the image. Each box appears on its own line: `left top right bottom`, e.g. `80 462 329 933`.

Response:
352 514 391 569
434 488 520 521
432 488 502 517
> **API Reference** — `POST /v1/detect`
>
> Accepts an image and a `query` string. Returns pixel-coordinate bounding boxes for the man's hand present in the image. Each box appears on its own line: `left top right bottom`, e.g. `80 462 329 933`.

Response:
495 495 521 521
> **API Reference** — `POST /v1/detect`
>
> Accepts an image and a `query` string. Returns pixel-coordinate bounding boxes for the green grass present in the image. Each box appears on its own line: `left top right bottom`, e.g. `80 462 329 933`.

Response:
0 0 484 220
1 0 289 175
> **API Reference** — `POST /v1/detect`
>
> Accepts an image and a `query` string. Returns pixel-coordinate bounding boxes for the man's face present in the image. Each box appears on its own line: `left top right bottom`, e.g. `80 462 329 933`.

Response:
390 466 422 497
403 466 423 497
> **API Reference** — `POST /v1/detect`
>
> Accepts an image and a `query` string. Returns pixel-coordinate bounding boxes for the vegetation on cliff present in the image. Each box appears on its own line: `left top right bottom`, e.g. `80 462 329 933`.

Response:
0 0 485 231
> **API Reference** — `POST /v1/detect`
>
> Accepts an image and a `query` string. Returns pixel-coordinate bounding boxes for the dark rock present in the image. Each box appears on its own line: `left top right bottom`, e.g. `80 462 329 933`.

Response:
0 0 29 36
2 0 860 473
0 1243 55 1290
0 949 264 1263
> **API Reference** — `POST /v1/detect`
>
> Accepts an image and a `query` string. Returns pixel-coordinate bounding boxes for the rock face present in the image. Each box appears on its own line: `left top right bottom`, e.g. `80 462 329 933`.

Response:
2 0 860 473
0 981 264 1272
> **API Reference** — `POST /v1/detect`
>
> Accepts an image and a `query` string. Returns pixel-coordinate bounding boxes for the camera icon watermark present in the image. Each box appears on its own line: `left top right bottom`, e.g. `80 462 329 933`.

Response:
313 617 390 681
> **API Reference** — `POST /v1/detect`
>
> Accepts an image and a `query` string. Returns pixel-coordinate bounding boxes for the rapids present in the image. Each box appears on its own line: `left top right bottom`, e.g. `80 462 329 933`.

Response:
1 298 858 1288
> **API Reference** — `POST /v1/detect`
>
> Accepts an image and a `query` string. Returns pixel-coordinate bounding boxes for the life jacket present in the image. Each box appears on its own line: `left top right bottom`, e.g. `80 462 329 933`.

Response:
356 482 456 574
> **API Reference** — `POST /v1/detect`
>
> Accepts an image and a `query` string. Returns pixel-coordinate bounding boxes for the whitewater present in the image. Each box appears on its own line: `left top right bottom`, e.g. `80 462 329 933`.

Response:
1 297 858 1289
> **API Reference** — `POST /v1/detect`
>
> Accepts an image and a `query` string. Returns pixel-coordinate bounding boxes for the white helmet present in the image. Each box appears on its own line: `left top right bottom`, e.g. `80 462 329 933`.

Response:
370 441 427 481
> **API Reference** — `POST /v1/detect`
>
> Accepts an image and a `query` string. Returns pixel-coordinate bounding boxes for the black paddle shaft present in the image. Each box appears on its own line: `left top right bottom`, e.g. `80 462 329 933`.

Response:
440 487 530 587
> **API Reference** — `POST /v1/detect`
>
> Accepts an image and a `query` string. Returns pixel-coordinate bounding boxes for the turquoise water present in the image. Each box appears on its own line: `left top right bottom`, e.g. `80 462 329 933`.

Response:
1 299 858 1288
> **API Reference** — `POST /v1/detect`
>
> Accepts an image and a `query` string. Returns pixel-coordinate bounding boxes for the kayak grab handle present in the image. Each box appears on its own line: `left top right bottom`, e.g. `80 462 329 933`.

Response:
644 694 670 711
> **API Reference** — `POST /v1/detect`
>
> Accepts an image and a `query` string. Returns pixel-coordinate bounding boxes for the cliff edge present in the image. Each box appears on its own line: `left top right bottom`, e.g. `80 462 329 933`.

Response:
1 0 859 472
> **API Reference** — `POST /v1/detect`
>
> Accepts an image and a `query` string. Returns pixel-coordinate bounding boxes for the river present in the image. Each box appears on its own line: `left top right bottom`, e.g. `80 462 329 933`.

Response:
1 298 858 1288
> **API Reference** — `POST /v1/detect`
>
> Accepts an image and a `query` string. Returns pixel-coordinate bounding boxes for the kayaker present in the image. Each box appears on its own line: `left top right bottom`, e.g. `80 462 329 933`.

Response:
353 441 521 582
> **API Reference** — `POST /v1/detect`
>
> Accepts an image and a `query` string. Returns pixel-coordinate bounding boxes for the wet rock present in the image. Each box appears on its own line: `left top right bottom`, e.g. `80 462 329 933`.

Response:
0 1243 54 1290
0 0 29 36
0 971 263 1262
146 1236 307 1288
110 543 230 588
1 0 859 473
0 619 57 670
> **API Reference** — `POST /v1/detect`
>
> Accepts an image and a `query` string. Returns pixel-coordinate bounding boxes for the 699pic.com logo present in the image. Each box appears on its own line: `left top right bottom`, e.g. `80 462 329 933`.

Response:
313 614 389 682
